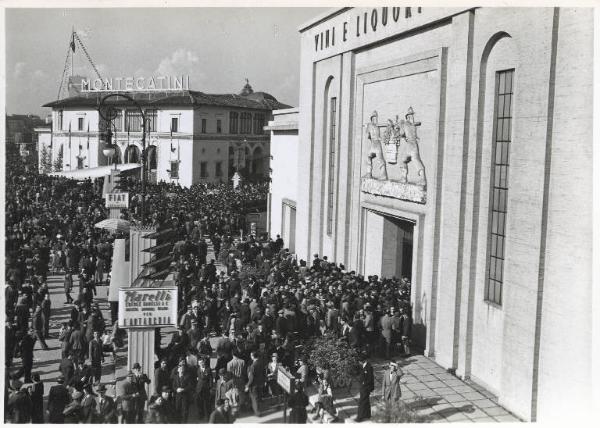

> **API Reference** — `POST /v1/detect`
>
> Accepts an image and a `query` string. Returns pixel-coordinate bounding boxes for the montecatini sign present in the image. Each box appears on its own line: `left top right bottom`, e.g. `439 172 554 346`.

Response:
118 287 178 328
82 75 190 92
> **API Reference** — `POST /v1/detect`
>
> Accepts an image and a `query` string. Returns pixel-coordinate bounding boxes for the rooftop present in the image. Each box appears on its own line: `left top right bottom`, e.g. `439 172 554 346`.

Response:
43 89 291 111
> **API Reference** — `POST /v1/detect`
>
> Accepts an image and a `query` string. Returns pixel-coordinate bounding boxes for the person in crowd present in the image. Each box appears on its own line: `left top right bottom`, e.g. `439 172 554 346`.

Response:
355 353 375 422
97 384 118 423
80 383 98 423
47 375 70 423
245 351 264 417
209 398 230 424
382 360 403 404
63 390 83 423
196 356 214 420
172 360 194 423
89 330 104 384
289 378 309 423
119 372 138 424
29 372 45 423
131 362 151 423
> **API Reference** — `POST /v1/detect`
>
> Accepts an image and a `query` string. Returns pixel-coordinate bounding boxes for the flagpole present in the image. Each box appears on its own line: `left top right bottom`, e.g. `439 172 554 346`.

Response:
71 27 74 77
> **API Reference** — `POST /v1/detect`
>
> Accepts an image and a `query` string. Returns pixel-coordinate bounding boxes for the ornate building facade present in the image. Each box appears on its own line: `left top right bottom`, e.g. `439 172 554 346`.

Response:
37 80 289 187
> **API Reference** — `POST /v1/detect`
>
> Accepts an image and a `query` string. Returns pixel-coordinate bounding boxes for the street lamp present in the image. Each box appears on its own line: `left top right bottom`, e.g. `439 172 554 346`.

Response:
98 93 147 224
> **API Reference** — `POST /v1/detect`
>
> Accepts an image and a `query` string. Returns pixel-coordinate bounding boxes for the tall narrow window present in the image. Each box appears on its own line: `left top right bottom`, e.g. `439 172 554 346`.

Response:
171 117 179 133
201 119 207 133
78 117 84 131
485 69 514 306
145 110 157 132
217 119 222 133
229 112 238 133
57 110 63 131
327 97 337 235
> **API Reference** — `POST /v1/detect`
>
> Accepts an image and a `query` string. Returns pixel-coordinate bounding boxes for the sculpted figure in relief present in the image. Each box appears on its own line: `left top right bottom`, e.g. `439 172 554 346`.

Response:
383 107 426 186
364 111 388 180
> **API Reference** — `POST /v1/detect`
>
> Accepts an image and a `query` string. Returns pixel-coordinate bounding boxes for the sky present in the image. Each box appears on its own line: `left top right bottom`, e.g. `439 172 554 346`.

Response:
5 7 326 117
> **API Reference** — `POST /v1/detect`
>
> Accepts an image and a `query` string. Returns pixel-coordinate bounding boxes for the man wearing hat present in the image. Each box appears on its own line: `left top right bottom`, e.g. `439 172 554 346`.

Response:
172 360 194 423
47 375 70 423
119 372 138 424
97 384 118 423
209 398 230 424
381 361 403 404
196 357 213 421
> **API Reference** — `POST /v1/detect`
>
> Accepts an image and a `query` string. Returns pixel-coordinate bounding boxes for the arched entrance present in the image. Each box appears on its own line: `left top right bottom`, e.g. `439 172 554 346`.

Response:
124 145 141 163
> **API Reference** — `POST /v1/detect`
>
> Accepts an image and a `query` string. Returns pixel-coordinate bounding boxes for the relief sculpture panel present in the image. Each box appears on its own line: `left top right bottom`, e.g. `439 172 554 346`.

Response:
362 107 427 204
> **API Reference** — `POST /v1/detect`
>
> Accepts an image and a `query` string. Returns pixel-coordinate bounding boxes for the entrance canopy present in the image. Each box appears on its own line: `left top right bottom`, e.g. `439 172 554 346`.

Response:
49 163 141 180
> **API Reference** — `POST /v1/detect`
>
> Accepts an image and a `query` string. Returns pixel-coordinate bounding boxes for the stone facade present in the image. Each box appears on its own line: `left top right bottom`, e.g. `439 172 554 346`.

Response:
294 7 593 422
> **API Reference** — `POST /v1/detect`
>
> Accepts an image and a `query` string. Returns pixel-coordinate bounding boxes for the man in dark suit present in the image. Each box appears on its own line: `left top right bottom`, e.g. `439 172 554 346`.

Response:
131 362 151 423
59 354 75 386
245 351 264 417
172 361 194 423
355 353 374 422
96 384 118 423
47 375 70 423
154 359 170 395
196 357 213 420
88 330 104 383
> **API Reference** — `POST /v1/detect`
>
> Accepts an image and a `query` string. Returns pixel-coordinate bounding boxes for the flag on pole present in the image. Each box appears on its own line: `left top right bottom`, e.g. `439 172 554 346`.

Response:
68 123 72 149
70 31 76 52
87 123 90 149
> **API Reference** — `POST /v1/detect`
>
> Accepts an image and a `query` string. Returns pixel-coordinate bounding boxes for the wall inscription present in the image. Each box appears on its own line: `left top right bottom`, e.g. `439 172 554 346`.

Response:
361 107 427 204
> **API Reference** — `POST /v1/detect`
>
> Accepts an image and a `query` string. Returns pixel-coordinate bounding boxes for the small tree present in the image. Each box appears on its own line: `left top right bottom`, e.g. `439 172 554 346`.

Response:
304 332 360 390
40 145 52 173
53 145 63 172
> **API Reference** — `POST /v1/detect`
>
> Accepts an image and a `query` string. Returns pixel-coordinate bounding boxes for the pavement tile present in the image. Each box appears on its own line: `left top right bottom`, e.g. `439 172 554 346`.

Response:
431 402 452 412
417 388 441 398
464 407 490 420
435 373 458 381
442 393 465 403
461 391 486 401
445 412 473 422
471 416 497 422
451 384 475 393
409 382 432 391
420 374 438 382
472 398 498 409
483 406 510 417
493 414 521 422
425 380 446 389
445 378 468 387
404 375 421 383
450 400 472 408
432 387 456 395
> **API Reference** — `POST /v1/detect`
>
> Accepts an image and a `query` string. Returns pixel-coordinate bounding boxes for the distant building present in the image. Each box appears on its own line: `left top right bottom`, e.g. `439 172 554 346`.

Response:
37 80 290 186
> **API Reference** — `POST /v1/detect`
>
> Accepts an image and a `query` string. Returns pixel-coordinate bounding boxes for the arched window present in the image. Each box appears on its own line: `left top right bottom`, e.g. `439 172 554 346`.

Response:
124 145 141 164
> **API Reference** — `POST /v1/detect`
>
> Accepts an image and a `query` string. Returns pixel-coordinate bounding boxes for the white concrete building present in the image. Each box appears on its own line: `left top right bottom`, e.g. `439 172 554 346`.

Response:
265 108 299 252
38 81 289 186
270 6 593 422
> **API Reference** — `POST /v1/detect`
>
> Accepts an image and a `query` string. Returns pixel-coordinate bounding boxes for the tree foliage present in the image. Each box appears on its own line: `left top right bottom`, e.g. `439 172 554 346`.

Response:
303 332 360 390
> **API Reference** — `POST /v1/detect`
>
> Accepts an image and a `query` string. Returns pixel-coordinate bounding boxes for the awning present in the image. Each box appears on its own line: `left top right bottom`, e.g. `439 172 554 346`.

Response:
49 163 141 180
142 255 173 268
142 242 173 253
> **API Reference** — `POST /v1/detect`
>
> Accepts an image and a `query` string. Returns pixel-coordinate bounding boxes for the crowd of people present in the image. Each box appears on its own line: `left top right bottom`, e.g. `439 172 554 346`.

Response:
4 145 413 423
